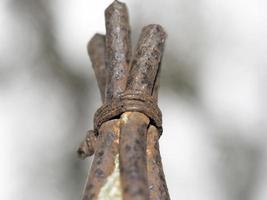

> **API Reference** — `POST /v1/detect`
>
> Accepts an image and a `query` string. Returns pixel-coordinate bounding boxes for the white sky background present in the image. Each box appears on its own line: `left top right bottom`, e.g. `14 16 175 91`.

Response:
0 0 267 199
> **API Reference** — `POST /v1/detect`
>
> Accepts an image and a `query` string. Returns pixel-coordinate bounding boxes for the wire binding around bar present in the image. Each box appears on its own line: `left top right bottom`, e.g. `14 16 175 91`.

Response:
93 90 162 135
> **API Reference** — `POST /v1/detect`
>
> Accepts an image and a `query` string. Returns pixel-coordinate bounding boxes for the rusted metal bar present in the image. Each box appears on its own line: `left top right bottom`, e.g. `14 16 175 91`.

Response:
77 34 106 159
147 74 170 200
82 119 121 200
78 1 170 199
81 1 131 199
82 33 123 199
119 24 166 200
127 24 166 95
146 41 170 200
105 0 131 103
147 125 170 200
119 111 149 200
87 34 106 102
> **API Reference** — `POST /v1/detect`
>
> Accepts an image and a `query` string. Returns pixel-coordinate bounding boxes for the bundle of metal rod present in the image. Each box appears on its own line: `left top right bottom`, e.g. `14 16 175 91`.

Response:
77 1 170 199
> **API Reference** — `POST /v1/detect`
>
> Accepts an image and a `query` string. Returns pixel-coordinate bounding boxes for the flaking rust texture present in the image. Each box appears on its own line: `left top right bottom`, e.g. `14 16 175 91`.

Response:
87 34 106 102
105 0 131 103
117 23 166 200
83 1 132 199
82 119 120 200
147 125 170 200
127 24 166 94
78 0 170 199
119 112 149 200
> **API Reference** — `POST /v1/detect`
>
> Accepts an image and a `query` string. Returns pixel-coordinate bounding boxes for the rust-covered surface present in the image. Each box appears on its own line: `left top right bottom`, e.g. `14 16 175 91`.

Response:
127 24 166 95
147 125 170 200
120 112 150 200
78 130 97 159
78 0 170 199
87 34 106 102
93 90 162 134
82 120 120 200
105 0 131 103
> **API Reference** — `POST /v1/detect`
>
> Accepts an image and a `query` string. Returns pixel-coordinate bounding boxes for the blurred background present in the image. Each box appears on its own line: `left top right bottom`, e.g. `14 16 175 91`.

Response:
0 0 266 199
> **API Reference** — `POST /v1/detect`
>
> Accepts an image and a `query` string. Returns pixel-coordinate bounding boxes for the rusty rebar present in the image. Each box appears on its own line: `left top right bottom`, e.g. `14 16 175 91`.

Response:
118 24 166 200
77 34 106 159
147 125 170 200
82 120 121 200
78 1 170 199
105 0 131 103
146 61 170 200
87 34 106 102
82 33 122 198
81 1 131 199
127 24 166 95
119 112 149 200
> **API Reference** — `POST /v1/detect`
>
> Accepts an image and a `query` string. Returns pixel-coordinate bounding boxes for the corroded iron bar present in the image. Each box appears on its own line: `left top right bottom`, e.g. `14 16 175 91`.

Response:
147 125 170 200
105 0 131 103
82 120 121 200
147 66 170 200
79 1 170 199
119 24 166 200
77 34 106 159
78 35 106 159
82 41 123 199
82 1 131 199
127 24 166 95
80 31 170 200
87 34 106 102
120 112 150 200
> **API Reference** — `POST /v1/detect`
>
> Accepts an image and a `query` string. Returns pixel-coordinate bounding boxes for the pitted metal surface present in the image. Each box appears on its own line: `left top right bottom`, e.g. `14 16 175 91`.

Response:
93 90 162 135
78 1 170 199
